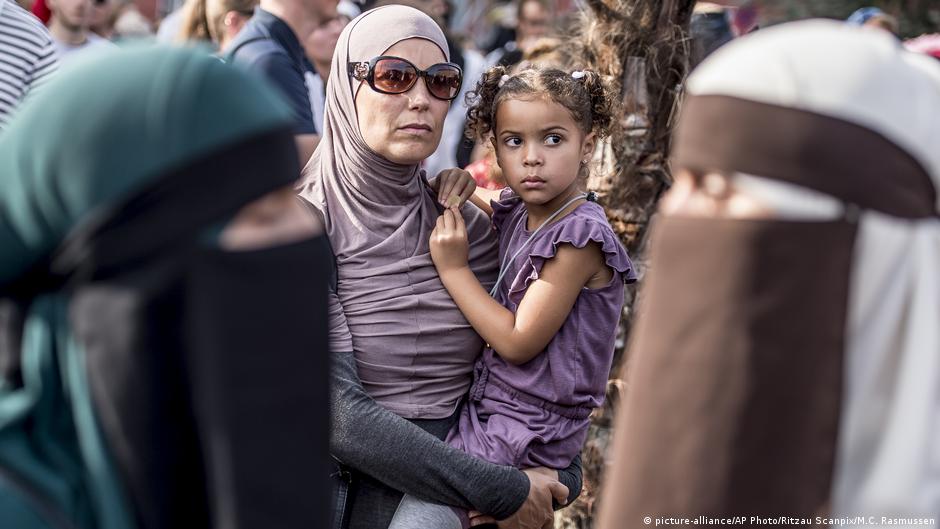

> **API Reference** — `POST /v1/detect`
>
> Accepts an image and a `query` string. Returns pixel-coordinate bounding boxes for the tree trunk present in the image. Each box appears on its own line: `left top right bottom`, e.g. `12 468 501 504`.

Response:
556 1 694 526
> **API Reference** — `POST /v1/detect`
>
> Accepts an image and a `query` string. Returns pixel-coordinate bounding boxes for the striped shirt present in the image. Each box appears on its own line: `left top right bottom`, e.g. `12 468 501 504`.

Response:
0 0 58 129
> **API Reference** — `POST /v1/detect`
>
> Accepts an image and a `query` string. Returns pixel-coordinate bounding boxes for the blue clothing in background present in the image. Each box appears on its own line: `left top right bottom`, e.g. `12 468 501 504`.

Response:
227 7 316 135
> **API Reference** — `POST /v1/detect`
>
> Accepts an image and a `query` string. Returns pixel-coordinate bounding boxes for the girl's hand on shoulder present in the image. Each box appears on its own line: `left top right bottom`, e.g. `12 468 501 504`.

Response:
430 168 476 208
430 206 470 274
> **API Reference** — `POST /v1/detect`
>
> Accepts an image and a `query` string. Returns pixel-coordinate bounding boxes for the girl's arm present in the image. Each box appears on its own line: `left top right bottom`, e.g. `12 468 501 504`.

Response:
429 208 607 365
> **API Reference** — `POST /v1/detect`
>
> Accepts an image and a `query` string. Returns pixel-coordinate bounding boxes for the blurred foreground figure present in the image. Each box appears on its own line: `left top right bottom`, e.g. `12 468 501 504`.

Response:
0 46 332 529
598 20 940 527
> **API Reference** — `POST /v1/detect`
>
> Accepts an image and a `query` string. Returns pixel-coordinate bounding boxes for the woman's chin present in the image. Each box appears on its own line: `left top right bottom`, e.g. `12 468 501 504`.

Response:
383 142 438 166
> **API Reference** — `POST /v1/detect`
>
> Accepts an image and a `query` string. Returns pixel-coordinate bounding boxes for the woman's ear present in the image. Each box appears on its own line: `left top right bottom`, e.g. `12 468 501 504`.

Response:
580 132 596 161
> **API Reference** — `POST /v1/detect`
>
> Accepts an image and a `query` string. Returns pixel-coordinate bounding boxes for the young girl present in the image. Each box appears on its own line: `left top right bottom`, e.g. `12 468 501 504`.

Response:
390 66 637 529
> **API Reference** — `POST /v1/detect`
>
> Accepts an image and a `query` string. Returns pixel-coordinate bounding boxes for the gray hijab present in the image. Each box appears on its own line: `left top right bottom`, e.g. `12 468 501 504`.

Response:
297 5 498 420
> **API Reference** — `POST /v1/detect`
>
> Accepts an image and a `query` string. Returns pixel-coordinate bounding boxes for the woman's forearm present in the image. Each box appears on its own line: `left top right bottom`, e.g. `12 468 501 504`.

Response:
330 350 529 519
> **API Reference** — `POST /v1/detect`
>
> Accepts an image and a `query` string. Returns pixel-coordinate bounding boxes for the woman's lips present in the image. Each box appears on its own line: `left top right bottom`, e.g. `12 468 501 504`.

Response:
399 123 432 135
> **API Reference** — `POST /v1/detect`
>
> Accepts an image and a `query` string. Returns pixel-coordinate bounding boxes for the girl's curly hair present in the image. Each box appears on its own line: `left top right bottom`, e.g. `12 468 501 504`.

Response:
465 65 617 142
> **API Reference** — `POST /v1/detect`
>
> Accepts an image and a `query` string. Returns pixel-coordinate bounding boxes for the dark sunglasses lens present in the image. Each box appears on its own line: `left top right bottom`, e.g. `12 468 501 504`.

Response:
373 59 417 93
426 65 462 100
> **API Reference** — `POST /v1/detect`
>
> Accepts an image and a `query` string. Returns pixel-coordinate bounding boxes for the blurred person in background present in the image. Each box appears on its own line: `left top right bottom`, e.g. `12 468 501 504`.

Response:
109 0 152 37
690 2 734 68
47 0 116 61
88 0 116 38
156 0 185 41
175 0 210 42
206 0 256 50
30 0 51 22
0 45 333 529
846 6 899 36
0 0 58 129
486 0 553 68
598 20 940 527
302 7 349 134
174 0 254 47
226 0 337 165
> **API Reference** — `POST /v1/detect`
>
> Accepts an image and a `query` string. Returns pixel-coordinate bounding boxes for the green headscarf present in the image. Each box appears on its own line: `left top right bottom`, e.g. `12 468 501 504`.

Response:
0 45 293 287
0 45 296 529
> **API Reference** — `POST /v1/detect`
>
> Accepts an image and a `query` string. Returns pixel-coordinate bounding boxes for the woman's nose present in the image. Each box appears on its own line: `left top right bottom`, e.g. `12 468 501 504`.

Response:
407 79 431 111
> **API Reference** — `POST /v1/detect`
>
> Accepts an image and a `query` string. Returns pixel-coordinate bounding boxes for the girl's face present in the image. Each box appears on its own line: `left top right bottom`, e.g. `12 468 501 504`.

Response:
354 38 450 166
493 96 595 207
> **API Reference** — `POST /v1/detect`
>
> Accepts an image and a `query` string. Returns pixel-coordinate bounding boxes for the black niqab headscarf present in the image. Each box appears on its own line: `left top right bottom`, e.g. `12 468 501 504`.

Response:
0 46 332 529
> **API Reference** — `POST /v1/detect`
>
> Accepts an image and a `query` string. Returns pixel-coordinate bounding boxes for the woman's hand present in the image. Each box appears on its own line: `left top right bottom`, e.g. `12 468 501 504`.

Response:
429 168 476 208
430 206 470 274
469 468 568 528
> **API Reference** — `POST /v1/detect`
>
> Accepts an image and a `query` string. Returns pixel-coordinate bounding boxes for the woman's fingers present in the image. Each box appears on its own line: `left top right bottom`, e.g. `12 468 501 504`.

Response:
457 174 476 205
436 169 475 207
548 481 569 504
438 170 456 205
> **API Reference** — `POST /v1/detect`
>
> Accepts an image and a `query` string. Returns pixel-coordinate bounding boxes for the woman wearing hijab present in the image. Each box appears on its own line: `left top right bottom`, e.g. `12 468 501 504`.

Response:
296 5 581 529
597 20 940 527
0 46 333 528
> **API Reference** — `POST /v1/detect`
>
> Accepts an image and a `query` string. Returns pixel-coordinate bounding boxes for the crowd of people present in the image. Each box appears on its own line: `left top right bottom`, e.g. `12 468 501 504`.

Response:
0 1 938 529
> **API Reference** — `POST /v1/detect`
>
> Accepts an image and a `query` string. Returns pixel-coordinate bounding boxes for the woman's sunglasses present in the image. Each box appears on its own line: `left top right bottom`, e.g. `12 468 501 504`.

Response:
347 56 463 101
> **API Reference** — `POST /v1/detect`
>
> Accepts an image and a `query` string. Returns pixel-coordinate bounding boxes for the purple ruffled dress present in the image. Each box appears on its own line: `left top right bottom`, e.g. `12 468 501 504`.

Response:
446 189 637 469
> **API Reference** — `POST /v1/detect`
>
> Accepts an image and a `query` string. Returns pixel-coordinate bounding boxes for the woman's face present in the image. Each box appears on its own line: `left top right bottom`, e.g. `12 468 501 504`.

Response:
354 38 450 165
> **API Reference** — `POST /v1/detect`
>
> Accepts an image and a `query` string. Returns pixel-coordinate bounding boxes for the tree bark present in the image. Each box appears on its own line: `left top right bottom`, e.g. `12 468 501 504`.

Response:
557 1 694 526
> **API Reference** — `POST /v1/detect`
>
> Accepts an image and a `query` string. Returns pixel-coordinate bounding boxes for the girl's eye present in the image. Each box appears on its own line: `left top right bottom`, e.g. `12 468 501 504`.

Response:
545 134 563 145
504 137 522 147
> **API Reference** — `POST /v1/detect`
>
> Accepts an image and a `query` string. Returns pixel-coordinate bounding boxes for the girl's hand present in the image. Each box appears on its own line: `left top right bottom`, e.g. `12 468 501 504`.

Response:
429 168 476 208
430 206 469 273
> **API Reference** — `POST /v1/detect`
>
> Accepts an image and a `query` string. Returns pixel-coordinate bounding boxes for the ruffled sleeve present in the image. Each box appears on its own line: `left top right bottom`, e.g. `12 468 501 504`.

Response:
490 187 523 236
510 208 637 298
